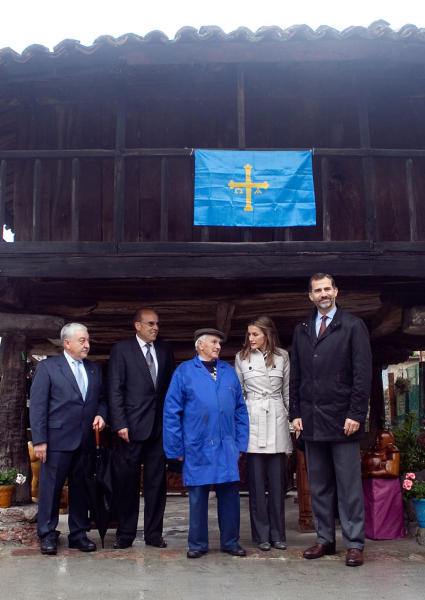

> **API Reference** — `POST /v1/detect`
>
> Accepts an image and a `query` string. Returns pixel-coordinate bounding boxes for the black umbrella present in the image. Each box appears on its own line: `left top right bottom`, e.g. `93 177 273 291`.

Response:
84 428 114 548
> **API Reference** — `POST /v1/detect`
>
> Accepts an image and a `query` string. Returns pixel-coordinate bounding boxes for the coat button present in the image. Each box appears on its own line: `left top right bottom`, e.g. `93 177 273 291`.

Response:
249 366 252 370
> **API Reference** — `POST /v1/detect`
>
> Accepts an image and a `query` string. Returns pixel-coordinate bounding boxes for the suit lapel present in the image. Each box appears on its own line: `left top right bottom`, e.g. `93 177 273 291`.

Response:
83 358 95 401
154 340 164 383
307 315 318 347
315 308 341 345
58 353 82 397
133 336 155 386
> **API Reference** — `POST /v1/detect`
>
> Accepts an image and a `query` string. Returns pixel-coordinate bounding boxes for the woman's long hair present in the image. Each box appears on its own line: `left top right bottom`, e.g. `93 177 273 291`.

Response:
239 315 282 368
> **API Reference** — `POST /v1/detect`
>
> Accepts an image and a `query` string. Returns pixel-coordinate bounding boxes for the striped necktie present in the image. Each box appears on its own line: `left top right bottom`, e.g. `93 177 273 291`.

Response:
145 344 157 385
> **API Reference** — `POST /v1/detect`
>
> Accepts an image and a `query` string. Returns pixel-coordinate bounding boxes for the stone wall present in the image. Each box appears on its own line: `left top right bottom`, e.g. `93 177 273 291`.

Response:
0 504 38 546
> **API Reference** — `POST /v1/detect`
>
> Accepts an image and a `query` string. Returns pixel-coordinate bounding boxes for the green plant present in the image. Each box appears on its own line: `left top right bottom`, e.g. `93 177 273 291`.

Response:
0 467 18 486
402 473 425 500
393 413 425 474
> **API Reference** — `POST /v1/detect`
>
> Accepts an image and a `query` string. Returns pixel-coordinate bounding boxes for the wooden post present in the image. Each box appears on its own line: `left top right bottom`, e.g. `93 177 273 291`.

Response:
71 158 81 241
113 96 126 243
160 158 168 241
0 314 65 504
321 157 331 241
406 158 418 242
32 159 42 241
357 96 377 243
0 160 7 235
0 334 31 504
236 67 252 243
369 362 386 434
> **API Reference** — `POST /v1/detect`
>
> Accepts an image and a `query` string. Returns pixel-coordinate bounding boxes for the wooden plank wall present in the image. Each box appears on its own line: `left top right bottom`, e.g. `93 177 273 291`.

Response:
1 62 425 244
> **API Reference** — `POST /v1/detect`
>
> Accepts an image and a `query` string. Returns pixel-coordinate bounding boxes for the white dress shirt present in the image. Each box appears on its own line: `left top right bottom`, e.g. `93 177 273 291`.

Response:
315 305 337 336
63 350 88 391
135 335 158 373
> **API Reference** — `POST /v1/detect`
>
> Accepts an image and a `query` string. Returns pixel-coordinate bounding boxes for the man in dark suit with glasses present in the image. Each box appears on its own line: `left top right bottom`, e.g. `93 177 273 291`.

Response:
108 308 175 549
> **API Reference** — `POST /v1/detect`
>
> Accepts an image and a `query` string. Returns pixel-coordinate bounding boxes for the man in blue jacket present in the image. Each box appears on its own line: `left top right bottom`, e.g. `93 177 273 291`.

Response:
163 328 249 559
289 273 372 567
30 323 107 555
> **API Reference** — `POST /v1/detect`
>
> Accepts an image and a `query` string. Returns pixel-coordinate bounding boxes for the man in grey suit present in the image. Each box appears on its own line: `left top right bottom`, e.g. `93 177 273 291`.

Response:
108 308 175 549
289 273 372 567
30 323 106 555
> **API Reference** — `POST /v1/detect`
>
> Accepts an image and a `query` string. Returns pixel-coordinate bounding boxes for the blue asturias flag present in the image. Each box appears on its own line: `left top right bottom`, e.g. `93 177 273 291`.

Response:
194 150 316 227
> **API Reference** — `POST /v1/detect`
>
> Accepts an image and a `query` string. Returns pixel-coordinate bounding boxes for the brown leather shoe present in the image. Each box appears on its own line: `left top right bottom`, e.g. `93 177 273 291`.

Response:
345 548 364 567
303 542 336 559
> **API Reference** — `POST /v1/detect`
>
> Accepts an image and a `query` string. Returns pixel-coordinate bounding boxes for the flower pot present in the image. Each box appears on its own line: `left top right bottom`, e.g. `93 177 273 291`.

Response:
0 484 14 508
413 498 425 527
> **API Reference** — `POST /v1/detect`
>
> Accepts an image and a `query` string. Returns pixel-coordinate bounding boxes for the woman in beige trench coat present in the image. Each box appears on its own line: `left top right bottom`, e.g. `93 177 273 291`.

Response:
235 315 292 551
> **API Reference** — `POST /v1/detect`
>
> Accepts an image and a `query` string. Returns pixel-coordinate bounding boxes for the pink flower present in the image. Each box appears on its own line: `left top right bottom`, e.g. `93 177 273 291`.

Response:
403 479 413 490
406 473 416 480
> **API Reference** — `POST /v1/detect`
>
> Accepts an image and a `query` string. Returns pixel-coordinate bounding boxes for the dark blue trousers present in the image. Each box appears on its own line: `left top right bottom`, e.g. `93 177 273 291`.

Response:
188 482 240 552
38 446 89 542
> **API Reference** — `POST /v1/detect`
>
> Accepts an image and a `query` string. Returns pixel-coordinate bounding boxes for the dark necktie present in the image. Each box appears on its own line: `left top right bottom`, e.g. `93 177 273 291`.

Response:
318 315 327 339
145 344 157 385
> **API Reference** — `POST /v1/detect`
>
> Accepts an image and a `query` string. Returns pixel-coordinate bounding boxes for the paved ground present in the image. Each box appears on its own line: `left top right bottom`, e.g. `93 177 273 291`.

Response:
1 492 425 600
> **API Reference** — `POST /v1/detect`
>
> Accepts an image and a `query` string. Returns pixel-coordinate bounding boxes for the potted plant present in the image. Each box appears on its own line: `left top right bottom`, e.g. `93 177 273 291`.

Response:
0 468 26 508
393 413 425 474
402 473 425 527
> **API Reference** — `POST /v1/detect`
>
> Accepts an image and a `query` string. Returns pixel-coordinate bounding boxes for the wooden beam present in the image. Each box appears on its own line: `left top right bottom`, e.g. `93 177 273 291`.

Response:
370 305 402 340
1 245 425 278
0 313 65 336
403 307 425 335
3 147 425 160
216 302 235 340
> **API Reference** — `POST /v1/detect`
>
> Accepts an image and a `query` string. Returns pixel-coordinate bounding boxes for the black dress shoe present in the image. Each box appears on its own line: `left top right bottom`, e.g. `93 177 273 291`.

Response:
145 537 167 548
221 544 246 557
69 537 97 552
187 549 208 558
271 541 287 550
113 539 133 549
40 536 57 555
257 542 271 551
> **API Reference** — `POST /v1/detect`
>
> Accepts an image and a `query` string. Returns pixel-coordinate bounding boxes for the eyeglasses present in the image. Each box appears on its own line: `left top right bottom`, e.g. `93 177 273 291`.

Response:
140 321 160 327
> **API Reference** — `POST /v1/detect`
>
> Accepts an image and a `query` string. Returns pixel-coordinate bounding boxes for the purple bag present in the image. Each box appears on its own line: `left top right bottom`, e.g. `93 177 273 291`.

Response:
362 478 405 540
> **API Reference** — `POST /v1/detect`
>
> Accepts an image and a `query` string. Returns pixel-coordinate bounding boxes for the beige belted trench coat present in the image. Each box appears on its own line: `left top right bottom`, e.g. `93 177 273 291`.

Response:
235 348 292 454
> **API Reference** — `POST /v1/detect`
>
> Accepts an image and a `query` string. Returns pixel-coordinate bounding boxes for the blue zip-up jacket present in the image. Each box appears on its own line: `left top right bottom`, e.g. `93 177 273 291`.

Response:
163 355 249 486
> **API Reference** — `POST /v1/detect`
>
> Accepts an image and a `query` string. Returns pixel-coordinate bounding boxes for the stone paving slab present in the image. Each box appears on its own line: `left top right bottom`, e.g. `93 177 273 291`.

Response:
1 493 425 600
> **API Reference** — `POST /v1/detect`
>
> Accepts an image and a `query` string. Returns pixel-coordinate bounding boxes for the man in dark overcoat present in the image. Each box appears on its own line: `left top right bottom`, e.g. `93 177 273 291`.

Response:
30 323 107 555
108 308 175 549
289 273 372 567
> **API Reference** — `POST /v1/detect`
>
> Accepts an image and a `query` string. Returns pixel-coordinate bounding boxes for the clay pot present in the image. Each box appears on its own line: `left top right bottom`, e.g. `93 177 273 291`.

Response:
0 484 14 508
